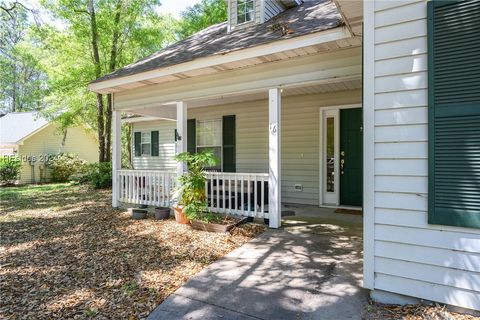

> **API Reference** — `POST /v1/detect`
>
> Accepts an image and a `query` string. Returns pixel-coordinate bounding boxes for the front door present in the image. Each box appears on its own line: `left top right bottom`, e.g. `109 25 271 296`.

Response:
340 108 363 206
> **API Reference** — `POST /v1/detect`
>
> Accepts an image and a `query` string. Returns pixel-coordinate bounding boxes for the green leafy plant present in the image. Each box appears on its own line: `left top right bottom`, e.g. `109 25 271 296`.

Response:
86 162 112 189
48 153 87 182
0 156 22 184
174 150 220 222
71 162 112 189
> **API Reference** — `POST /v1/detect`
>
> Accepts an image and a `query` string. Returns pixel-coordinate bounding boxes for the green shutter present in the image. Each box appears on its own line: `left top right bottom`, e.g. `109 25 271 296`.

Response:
187 119 196 154
151 131 159 156
428 0 480 228
222 115 236 172
134 132 141 157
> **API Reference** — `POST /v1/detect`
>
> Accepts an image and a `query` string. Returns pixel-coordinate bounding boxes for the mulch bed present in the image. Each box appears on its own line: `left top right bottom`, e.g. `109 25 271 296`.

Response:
364 302 480 320
0 184 266 319
334 208 363 215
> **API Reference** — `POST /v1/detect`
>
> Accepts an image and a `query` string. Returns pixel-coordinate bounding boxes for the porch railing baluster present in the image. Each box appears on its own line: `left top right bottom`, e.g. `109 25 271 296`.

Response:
116 170 268 218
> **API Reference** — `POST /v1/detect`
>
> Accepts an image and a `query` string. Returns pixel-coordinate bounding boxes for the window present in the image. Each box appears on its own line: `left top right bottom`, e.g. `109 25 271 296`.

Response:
188 116 236 172
141 132 151 156
427 0 480 228
196 119 222 170
326 117 335 192
134 131 159 157
237 0 254 24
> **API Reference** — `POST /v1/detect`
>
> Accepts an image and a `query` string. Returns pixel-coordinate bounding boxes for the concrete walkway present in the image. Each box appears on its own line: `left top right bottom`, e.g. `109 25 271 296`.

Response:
148 208 368 320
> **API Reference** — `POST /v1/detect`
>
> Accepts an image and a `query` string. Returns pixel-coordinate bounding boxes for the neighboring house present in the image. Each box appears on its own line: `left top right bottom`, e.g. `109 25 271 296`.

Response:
90 0 480 312
0 112 98 183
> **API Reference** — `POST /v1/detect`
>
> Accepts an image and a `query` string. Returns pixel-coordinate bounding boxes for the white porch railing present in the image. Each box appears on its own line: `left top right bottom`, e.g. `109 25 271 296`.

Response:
205 172 269 218
116 170 269 219
117 170 177 207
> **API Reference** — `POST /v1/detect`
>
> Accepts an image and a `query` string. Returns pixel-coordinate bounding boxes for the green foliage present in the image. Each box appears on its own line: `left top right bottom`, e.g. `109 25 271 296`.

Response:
0 156 22 184
178 0 227 38
72 162 112 189
0 3 47 113
122 123 132 169
48 153 87 182
174 150 219 222
85 162 112 189
36 0 178 130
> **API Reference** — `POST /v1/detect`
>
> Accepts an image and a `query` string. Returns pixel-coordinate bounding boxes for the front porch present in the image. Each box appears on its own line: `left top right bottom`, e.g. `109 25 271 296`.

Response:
113 89 362 229
110 45 363 229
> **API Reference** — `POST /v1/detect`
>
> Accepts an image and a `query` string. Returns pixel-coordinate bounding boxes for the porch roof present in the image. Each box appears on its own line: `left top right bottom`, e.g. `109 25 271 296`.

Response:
90 0 343 89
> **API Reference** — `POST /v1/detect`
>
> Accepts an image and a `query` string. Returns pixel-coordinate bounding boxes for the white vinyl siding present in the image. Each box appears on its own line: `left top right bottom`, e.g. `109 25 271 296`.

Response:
264 0 285 21
131 120 176 171
370 0 480 310
132 90 360 205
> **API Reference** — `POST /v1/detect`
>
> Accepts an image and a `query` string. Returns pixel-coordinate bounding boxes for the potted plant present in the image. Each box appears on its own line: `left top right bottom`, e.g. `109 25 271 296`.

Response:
173 151 247 231
172 151 216 224
154 207 170 220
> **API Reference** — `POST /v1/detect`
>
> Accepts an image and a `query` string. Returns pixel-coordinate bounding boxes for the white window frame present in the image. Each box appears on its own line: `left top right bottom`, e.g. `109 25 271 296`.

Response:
133 131 152 157
141 131 151 156
237 0 255 25
196 119 223 171
321 109 339 205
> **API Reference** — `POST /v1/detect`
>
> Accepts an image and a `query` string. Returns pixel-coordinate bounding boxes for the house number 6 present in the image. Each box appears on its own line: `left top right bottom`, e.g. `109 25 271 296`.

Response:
270 123 277 135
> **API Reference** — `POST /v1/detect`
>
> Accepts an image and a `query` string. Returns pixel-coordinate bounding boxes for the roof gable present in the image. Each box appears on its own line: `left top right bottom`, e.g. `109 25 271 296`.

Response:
0 112 49 145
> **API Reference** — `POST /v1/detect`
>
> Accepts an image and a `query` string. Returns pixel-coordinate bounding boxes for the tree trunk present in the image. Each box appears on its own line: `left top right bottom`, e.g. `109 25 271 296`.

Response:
104 0 123 162
12 62 17 112
96 93 105 162
105 94 112 162
127 123 132 168
88 0 105 162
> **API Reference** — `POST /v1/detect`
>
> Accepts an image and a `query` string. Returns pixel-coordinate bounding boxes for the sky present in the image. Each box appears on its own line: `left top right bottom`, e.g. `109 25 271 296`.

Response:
24 0 202 19
157 0 202 18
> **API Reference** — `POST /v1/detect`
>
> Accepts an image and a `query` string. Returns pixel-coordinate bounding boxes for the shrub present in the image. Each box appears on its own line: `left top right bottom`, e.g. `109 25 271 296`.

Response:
0 156 22 184
174 150 219 222
86 162 112 189
70 162 111 189
48 153 87 182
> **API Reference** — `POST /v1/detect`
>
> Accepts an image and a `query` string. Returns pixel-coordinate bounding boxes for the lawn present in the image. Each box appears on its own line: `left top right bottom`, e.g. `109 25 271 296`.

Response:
0 184 265 319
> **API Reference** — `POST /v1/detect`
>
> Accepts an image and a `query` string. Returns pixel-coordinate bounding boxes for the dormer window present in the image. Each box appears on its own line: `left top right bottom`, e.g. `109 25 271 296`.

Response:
237 0 255 24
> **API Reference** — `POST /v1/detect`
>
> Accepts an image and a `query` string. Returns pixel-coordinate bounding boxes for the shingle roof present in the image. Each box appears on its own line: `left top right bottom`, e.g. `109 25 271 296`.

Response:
92 0 342 84
0 112 49 144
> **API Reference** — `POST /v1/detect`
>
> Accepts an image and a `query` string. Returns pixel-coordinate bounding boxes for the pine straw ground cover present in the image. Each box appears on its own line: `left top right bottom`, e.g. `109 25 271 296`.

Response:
0 184 266 319
364 302 480 320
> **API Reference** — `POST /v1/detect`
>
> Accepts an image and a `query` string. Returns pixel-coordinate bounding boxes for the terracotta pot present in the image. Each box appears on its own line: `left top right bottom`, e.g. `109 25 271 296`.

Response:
173 206 190 224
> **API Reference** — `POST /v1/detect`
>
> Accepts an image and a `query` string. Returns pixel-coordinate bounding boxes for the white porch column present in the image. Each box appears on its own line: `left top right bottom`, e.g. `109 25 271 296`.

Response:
112 106 122 208
268 88 281 228
176 101 187 176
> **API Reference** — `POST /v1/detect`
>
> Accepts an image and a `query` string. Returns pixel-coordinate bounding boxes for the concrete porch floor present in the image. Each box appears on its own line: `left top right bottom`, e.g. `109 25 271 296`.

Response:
148 206 367 320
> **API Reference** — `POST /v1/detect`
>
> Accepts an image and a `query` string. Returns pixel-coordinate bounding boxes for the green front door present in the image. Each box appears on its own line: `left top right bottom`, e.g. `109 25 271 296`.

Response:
340 108 363 206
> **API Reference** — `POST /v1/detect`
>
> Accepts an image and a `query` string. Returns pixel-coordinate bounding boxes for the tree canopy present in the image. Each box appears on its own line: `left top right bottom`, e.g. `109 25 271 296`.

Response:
0 0 227 162
178 0 227 38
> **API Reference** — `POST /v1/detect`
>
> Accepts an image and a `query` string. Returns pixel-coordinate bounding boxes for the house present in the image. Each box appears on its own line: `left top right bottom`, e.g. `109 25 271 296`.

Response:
0 112 98 183
89 0 480 312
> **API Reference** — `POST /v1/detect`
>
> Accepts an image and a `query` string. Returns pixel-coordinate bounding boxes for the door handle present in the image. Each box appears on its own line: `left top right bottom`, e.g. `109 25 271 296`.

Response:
341 159 345 174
